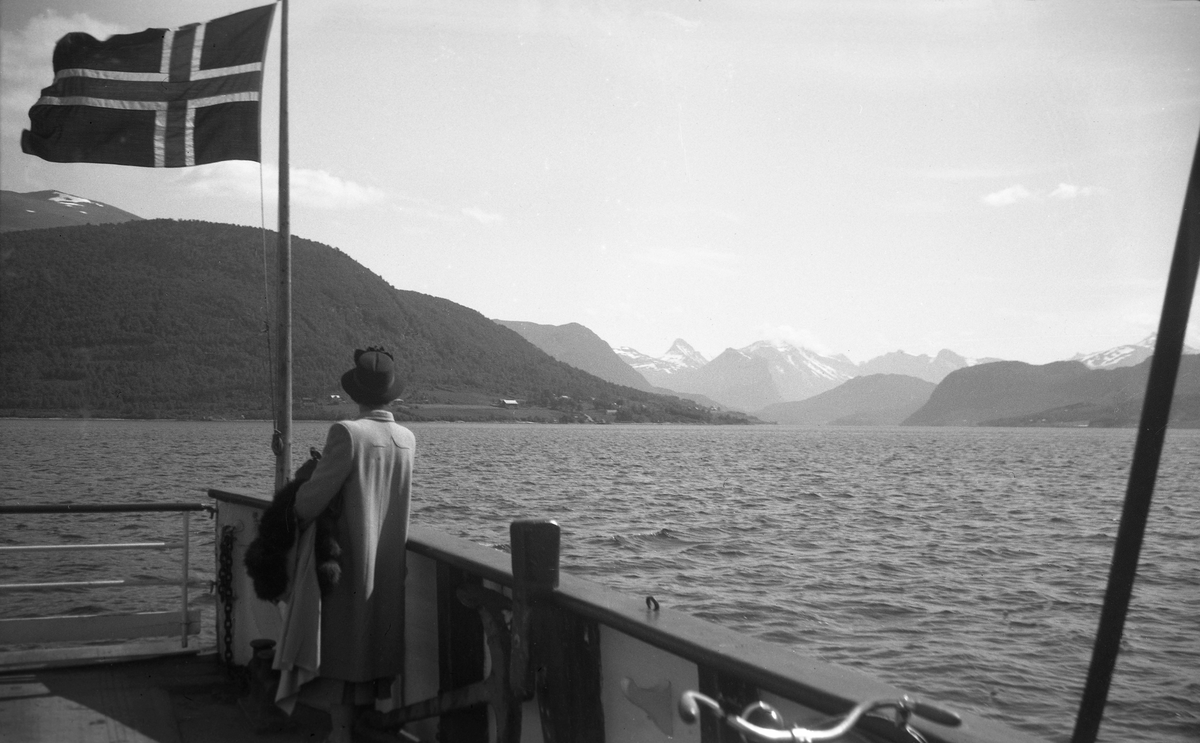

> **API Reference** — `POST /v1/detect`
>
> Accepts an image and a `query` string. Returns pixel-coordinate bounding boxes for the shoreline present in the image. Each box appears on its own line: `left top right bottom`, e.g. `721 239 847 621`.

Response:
0 406 760 425
7 413 1197 428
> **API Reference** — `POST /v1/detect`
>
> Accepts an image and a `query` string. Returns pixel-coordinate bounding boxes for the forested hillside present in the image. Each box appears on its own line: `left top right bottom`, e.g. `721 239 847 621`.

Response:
0 220 735 422
902 357 1200 427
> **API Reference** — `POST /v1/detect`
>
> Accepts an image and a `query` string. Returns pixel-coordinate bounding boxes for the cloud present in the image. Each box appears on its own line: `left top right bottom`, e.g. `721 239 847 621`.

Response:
462 207 505 225
177 162 387 210
1049 183 1102 199
1 12 126 124
758 324 830 355
982 182 1104 206
292 169 387 209
982 184 1035 206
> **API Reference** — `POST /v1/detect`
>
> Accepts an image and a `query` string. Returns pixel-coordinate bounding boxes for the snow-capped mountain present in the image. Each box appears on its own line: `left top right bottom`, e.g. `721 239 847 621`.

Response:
739 340 858 402
617 331 1200 413
618 339 865 411
618 338 978 410
1072 333 1199 370
0 189 143 232
661 338 709 370
614 339 707 387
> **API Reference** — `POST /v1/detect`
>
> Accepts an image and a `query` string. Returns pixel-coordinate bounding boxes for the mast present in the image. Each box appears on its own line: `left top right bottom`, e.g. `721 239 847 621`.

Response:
273 0 292 490
1070 130 1200 742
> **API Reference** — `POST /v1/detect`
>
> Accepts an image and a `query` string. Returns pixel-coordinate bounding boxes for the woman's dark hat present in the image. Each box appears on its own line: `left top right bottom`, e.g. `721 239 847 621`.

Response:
341 347 404 405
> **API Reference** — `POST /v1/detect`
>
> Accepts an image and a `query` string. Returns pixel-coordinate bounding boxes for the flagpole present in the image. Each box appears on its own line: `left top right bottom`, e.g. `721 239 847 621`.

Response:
274 0 292 490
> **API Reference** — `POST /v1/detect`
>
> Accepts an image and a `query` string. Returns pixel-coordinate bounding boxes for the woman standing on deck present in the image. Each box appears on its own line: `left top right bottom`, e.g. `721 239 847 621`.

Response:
287 347 414 743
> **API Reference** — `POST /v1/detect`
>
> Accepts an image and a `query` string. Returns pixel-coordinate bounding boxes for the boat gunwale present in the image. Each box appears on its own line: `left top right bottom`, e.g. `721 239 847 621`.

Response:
209 487 1043 743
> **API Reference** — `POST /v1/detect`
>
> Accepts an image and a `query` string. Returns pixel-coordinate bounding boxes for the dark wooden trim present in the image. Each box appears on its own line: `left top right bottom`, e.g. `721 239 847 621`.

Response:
553 571 893 715
436 562 487 740
533 605 604 743
408 526 514 587
697 667 758 743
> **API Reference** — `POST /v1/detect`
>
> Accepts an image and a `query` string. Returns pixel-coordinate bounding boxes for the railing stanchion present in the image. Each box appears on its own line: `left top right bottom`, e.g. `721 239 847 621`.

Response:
0 502 209 652
181 511 191 648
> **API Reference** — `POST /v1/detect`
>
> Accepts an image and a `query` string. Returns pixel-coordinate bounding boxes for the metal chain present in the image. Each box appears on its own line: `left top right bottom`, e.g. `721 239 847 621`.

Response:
217 525 236 672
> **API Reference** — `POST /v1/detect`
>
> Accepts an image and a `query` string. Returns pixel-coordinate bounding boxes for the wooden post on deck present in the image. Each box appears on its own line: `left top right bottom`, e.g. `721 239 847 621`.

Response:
510 519 605 743
509 519 560 700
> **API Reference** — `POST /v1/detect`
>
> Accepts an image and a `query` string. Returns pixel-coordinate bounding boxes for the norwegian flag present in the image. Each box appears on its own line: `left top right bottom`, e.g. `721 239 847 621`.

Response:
21 4 275 168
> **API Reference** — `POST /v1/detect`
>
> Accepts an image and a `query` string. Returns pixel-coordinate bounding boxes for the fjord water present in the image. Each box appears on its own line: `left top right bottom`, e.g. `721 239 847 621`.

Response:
1 420 1196 742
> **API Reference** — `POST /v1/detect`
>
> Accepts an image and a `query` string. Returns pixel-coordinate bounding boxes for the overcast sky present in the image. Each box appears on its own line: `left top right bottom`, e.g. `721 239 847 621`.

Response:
3 0 1199 364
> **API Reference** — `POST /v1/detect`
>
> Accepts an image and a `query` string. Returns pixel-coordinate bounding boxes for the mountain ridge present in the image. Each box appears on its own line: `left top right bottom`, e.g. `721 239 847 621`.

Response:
902 357 1200 427
613 340 978 411
1 189 143 232
614 339 708 385
497 324 730 410
757 374 936 425
494 320 654 392
7 190 1196 428
0 219 741 423
1072 333 1198 370
613 335 1196 414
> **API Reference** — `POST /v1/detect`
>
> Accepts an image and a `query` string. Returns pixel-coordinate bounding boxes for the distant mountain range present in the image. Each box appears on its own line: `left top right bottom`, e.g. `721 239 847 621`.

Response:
610 334 1193 414
621 341 983 411
0 189 143 232
505 322 1200 427
859 349 990 380
497 325 726 409
6 189 1196 427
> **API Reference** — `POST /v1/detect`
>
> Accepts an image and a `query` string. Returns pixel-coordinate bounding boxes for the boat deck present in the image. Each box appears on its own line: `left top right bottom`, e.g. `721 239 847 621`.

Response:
0 649 330 743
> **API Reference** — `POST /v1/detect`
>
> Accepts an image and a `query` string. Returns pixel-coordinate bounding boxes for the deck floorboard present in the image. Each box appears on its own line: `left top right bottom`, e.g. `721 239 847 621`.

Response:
0 652 331 743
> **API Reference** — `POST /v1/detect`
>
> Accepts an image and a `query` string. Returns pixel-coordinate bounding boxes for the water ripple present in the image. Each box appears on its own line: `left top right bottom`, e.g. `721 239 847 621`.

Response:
2 420 1196 743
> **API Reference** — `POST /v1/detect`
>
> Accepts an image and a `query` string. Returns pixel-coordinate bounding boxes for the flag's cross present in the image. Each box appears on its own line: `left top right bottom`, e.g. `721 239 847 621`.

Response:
37 21 264 168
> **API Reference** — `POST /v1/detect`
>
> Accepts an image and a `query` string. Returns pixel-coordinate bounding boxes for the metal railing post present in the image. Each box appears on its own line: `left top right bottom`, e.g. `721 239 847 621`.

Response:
0 502 211 650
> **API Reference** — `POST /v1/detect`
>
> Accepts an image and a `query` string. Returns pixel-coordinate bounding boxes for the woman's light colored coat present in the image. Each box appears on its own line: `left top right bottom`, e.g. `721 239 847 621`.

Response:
294 409 414 682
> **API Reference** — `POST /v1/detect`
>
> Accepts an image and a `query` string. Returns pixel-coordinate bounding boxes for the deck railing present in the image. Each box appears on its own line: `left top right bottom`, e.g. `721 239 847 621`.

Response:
208 487 1038 743
0 503 213 650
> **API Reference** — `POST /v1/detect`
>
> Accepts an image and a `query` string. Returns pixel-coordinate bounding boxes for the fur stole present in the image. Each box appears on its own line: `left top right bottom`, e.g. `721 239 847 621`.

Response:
243 449 343 602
